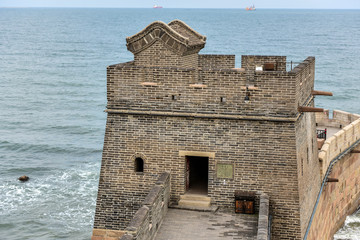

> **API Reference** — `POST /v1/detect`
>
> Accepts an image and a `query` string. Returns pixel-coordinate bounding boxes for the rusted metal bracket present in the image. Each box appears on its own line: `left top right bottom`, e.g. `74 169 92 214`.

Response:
311 90 333 96
298 106 324 112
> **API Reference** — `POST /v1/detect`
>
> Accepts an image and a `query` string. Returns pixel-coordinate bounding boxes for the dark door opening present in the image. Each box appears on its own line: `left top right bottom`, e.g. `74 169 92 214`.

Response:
185 156 208 194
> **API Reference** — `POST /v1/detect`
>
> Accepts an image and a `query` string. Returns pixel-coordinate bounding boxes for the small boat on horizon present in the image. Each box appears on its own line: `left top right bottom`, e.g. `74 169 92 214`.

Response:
246 5 256 11
153 5 163 9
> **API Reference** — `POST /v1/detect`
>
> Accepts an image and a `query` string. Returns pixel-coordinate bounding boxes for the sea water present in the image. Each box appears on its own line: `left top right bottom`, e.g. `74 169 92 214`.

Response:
0 8 359 240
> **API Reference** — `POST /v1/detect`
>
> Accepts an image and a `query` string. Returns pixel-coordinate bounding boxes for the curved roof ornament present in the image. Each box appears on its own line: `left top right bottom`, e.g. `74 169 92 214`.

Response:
168 20 207 41
126 20 206 56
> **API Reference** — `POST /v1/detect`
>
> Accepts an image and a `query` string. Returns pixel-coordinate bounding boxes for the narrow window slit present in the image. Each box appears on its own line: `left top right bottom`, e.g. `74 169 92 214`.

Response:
135 158 144 172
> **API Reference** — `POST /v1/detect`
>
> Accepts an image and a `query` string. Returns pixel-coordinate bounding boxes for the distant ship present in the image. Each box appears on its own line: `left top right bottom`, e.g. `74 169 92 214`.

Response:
153 5 163 8
246 5 256 11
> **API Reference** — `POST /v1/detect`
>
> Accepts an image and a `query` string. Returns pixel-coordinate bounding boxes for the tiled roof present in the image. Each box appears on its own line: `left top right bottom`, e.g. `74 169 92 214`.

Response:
126 20 206 56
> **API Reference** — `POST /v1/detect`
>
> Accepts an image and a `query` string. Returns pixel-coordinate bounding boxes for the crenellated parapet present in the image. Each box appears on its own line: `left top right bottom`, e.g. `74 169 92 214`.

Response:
305 110 360 240
316 110 360 178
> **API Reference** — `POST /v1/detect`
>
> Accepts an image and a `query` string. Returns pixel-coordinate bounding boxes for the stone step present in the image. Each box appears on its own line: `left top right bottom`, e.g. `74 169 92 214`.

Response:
178 199 211 208
169 203 218 212
179 194 211 202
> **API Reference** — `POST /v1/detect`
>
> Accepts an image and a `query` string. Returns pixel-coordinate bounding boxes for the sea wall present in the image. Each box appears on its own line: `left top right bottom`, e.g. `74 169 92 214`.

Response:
92 172 170 240
306 111 360 240
307 145 360 240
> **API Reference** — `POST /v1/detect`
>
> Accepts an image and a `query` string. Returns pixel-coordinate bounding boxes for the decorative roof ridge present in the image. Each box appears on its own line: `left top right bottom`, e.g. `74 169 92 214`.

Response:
168 19 207 42
126 20 206 56
126 20 190 46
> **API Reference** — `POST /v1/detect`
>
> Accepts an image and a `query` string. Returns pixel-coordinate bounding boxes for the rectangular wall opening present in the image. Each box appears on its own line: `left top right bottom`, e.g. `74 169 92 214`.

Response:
185 156 209 195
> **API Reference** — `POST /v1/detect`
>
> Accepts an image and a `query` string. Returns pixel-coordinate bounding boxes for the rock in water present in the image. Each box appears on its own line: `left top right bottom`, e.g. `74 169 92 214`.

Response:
18 175 29 182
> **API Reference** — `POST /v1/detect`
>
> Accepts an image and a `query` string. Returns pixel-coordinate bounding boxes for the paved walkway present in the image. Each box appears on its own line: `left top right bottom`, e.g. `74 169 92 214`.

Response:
317 126 341 139
155 208 258 240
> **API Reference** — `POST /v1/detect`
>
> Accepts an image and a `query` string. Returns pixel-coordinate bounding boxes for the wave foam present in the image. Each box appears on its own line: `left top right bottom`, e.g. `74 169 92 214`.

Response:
0 162 100 239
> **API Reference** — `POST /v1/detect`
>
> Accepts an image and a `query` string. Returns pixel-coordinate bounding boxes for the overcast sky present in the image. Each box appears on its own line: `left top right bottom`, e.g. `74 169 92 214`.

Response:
0 0 359 9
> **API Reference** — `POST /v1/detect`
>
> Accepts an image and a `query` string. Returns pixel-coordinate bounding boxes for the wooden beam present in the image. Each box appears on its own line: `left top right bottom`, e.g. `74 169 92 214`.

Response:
326 178 339 182
351 150 360 153
298 106 324 112
312 90 333 96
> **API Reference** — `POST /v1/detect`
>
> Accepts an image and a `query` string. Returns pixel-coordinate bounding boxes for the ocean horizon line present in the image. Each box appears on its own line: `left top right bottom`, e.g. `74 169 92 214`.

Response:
1 7 359 10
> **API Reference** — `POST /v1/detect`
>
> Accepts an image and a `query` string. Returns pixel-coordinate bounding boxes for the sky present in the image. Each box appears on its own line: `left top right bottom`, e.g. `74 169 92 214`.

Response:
0 0 359 9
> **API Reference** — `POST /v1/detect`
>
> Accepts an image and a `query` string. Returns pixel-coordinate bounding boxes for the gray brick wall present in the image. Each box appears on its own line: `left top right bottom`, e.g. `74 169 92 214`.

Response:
198 54 235 69
93 20 320 240
106 61 304 118
94 113 304 238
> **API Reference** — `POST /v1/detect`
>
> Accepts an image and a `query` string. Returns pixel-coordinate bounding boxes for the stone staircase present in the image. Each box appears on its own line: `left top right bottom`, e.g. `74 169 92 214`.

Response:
178 193 211 208
171 193 217 212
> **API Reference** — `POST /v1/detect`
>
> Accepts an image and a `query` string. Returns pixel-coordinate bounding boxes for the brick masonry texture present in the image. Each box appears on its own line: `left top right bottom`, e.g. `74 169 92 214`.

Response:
296 110 321 236
241 55 287 72
127 20 205 69
93 173 170 240
96 113 303 238
93 20 332 240
198 54 235 69
317 111 360 178
122 172 170 240
106 58 315 118
307 145 360 239
303 110 360 239
316 109 360 129
133 41 199 68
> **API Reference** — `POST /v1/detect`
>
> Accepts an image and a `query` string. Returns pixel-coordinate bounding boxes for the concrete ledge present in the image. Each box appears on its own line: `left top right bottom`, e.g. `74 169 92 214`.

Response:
169 203 218 212
126 206 149 231
92 229 125 240
143 185 162 206
178 150 215 158
105 109 299 122
155 172 170 185
257 194 270 240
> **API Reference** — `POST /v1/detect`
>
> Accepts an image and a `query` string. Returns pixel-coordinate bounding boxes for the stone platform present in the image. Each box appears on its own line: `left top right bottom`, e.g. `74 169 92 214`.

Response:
155 208 258 240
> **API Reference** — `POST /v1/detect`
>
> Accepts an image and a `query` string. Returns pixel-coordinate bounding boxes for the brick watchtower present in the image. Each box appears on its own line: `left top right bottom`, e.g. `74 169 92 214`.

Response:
93 20 322 239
